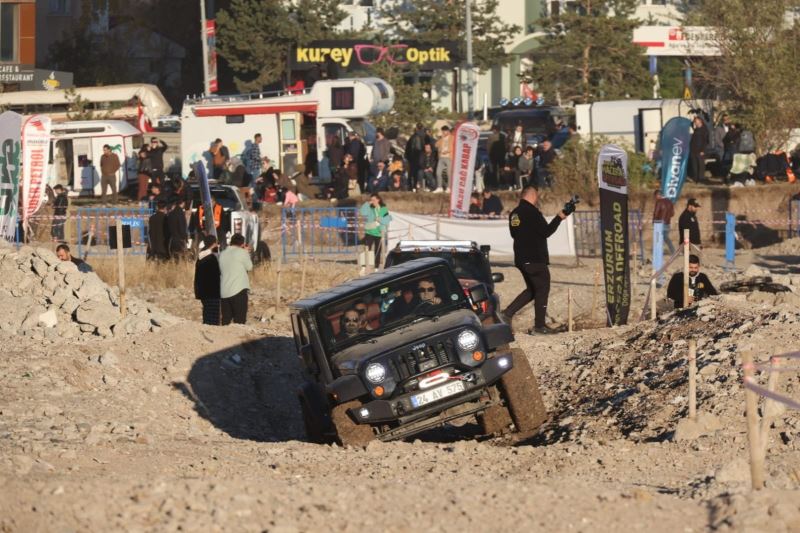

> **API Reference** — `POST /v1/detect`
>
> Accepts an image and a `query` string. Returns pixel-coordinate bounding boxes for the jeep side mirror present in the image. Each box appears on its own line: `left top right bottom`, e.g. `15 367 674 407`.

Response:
492 273 504 283
468 283 489 306
480 244 490 259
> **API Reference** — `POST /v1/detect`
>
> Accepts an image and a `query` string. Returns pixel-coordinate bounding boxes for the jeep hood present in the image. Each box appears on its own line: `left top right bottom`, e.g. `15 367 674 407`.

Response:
330 308 480 369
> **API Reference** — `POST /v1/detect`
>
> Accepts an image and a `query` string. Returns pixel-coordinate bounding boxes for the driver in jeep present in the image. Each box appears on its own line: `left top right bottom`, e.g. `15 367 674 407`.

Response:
417 278 442 305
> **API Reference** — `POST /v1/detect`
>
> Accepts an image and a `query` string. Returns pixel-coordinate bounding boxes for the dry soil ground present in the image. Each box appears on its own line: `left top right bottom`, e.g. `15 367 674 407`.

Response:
1 241 800 532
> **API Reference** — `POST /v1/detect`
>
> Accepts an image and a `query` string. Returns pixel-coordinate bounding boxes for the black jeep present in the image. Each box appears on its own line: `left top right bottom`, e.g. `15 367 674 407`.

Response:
290 257 546 446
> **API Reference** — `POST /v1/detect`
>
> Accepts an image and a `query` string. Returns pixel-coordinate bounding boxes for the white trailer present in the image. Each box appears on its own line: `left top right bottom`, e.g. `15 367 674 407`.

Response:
47 120 143 197
575 98 713 152
180 78 395 178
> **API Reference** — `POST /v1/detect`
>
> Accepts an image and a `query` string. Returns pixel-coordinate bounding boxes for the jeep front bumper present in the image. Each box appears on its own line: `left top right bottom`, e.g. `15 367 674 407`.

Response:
347 352 514 425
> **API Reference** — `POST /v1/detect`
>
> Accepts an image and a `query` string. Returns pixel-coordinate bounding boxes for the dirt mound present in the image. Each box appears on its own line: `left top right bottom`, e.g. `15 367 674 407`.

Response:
0 243 180 339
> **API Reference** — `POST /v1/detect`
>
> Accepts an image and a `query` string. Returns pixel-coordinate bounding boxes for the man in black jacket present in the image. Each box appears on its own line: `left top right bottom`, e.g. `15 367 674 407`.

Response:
147 202 170 261
667 254 718 308
194 235 221 325
678 197 702 246
689 116 709 183
167 201 188 260
50 184 68 242
501 186 576 334
147 137 169 183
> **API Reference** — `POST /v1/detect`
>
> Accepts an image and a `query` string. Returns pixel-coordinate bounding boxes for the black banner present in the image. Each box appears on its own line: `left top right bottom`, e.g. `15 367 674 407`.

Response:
597 144 631 326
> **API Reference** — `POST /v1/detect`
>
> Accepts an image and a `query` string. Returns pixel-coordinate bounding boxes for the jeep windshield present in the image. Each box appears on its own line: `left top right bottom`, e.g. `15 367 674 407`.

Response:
318 267 467 353
387 251 492 285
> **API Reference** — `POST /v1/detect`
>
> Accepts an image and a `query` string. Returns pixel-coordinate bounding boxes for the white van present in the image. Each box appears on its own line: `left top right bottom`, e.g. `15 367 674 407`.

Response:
47 120 143 197
180 78 395 179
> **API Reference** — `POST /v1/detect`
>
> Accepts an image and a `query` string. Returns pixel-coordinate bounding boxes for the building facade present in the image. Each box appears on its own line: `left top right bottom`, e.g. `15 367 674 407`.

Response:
0 0 36 88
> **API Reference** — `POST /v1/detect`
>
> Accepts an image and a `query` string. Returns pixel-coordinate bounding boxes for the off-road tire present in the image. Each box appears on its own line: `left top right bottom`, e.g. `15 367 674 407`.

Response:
300 395 327 444
478 386 513 436
499 348 547 433
330 400 375 447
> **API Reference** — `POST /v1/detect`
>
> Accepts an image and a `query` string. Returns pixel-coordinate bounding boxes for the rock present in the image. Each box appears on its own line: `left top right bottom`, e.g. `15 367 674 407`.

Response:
38 308 58 328
102 374 118 386
98 350 118 367
34 247 59 266
56 260 78 274
31 257 48 277
744 265 771 278
49 287 70 307
746 291 775 305
60 295 81 315
673 412 722 441
714 457 751 484
21 306 47 330
75 300 119 330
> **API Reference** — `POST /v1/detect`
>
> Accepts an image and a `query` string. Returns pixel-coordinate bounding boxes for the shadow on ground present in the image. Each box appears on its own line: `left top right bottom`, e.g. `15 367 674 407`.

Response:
175 335 307 442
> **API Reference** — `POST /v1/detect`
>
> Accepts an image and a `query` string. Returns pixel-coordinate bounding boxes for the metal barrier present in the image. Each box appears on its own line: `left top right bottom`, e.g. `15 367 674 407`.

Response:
573 209 644 261
76 206 153 257
281 207 362 261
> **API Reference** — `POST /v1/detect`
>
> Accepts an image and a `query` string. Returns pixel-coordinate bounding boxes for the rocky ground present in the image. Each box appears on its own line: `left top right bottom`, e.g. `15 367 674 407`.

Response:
2 240 800 532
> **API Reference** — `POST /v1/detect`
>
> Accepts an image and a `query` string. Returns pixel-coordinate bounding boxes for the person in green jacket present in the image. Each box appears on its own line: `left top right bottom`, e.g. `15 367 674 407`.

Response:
360 193 392 267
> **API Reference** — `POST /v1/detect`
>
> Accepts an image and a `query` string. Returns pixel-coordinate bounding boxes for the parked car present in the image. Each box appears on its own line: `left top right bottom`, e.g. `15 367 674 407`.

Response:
291 257 546 446
384 240 504 323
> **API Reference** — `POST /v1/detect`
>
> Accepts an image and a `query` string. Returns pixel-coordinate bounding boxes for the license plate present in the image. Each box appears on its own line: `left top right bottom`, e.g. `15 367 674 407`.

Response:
410 381 466 408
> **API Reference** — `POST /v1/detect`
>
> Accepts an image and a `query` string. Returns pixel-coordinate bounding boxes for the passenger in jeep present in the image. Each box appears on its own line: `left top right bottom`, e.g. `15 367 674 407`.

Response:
417 278 442 305
353 302 375 331
337 308 362 340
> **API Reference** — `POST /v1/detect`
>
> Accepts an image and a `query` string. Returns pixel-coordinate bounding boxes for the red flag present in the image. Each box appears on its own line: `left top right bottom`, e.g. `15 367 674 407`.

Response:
137 101 154 133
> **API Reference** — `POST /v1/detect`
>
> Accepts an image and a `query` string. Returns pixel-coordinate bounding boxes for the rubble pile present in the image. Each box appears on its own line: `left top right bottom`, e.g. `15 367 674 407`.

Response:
0 244 180 340
537 296 800 446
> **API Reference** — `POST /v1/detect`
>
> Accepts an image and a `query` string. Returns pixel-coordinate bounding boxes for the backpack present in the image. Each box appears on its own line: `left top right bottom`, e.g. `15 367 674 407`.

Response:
411 133 423 153
739 130 755 153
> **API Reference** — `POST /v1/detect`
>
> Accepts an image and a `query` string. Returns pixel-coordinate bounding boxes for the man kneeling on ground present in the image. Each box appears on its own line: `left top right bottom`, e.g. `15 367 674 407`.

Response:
667 254 718 308
56 244 93 273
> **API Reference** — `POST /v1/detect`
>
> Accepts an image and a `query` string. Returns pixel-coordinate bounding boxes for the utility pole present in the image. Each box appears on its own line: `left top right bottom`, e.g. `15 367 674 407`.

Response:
465 0 474 120
200 0 211 95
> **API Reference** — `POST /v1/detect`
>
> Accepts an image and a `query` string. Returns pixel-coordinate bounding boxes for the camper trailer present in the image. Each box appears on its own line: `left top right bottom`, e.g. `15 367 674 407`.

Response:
47 120 143 197
180 78 395 178
575 99 714 152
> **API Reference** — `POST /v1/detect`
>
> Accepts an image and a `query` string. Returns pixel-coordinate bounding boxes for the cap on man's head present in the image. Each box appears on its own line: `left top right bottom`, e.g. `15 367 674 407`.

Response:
687 198 701 207
201 235 218 250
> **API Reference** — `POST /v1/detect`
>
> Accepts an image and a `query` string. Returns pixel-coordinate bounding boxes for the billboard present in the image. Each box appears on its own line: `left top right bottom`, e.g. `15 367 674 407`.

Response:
633 26 719 56
292 41 458 71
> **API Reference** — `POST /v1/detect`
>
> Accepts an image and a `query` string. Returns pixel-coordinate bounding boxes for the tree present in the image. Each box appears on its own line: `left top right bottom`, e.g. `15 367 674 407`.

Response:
379 0 521 73
216 0 348 93
523 0 651 105
687 0 800 153
45 28 131 86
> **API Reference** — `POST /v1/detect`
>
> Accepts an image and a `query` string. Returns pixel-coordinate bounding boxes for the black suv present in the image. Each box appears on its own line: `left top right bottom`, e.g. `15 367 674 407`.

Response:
290 257 546 446
384 241 504 323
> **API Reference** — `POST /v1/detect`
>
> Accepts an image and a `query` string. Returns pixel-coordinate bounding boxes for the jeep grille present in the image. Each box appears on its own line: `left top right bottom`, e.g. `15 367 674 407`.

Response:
389 340 455 381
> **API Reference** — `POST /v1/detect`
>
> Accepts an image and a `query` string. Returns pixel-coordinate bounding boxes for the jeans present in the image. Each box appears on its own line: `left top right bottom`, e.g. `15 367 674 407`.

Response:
436 158 451 189
661 223 675 255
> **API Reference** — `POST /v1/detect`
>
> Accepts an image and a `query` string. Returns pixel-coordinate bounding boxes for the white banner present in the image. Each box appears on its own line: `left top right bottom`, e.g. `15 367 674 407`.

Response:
386 212 575 258
633 26 719 57
449 121 480 215
0 111 22 241
21 115 51 223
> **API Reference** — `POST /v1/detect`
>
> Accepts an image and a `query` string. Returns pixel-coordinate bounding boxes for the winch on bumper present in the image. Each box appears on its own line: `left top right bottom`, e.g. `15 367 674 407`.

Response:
344 351 513 425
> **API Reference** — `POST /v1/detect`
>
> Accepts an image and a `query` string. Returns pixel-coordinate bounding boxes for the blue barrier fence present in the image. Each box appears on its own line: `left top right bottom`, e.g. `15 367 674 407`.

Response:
281 207 362 260
573 209 645 261
76 206 153 257
790 200 800 237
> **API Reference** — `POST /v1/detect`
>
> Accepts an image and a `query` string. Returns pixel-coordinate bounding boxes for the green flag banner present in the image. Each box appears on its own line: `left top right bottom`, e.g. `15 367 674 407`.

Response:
0 111 22 241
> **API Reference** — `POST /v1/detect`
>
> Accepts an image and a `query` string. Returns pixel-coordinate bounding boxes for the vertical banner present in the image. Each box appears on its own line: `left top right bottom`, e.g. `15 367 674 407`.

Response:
449 121 479 216
652 221 665 284
206 20 218 93
194 161 217 239
0 112 23 241
598 144 631 326
659 116 692 203
21 115 52 225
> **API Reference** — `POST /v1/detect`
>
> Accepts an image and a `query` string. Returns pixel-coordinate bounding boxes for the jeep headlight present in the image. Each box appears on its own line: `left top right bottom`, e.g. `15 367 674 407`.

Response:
456 329 480 351
365 362 387 384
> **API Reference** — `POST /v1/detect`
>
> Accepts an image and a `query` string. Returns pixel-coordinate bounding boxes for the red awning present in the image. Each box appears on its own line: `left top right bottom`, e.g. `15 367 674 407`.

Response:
193 102 318 117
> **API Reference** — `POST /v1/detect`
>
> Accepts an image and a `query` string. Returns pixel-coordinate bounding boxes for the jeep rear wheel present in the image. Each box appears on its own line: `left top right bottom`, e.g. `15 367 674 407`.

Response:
300 395 328 444
499 348 547 433
330 400 375 447
478 386 513 436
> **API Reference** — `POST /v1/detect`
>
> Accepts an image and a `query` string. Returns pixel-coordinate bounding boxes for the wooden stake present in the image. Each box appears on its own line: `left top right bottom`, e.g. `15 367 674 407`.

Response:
435 216 441 239
568 288 573 332
759 356 782 457
276 267 283 311
688 339 697 420
742 350 765 490
650 278 657 320
683 228 690 308
300 256 308 298
115 219 126 318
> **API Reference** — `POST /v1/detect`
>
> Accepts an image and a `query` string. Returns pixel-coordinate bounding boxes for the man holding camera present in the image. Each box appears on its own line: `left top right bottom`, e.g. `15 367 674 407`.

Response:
501 186 577 334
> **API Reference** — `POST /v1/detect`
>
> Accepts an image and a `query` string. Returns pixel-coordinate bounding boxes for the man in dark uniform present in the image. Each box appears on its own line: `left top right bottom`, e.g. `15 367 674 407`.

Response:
501 185 576 334
678 197 702 247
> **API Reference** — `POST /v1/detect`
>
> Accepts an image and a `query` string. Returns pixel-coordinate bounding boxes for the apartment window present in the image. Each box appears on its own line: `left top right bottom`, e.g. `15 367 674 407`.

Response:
48 0 71 15
0 4 17 62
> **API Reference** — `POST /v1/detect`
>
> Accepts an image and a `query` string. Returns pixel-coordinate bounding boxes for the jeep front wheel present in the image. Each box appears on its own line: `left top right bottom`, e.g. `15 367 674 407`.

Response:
499 348 548 433
330 400 375 447
478 386 513 436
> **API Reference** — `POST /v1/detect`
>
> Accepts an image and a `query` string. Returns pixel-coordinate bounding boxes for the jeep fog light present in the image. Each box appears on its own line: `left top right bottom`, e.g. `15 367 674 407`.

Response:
359 408 370 419
365 363 387 384
457 330 479 351
498 357 510 369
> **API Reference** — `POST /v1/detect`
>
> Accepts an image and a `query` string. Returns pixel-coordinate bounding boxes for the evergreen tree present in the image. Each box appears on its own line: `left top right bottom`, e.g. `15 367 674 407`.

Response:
379 0 521 73
523 0 650 105
687 0 800 153
216 0 348 93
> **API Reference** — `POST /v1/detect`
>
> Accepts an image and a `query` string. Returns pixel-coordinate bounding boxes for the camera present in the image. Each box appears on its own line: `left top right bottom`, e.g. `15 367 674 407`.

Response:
569 194 581 205
563 195 580 215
